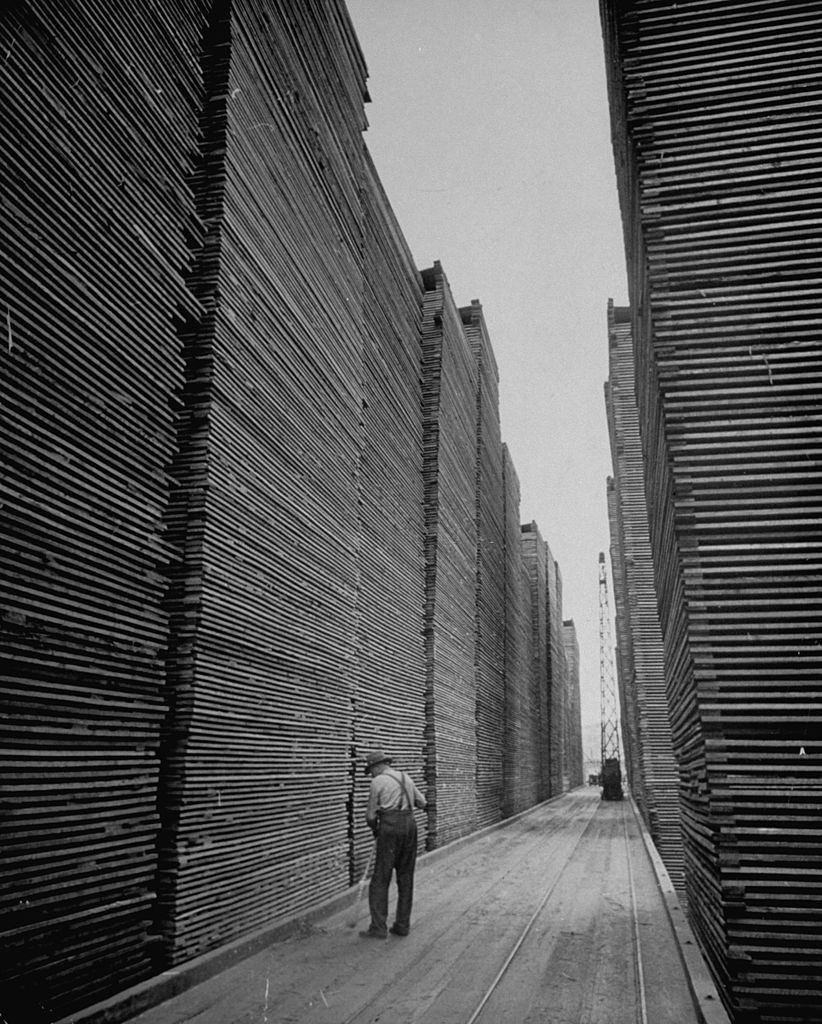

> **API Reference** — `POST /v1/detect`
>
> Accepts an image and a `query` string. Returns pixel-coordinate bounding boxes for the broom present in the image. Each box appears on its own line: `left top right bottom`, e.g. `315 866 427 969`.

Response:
346 841 376 928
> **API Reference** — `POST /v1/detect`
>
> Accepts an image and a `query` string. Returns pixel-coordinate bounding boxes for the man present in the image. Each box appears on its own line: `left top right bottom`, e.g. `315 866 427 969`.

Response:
359 749 427 939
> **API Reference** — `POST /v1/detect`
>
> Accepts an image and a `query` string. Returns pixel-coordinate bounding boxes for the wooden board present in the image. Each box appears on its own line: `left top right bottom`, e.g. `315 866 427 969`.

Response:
606 302 686 897
420 264 480 845
601 2 822 1018
352 154 428 871
502 449 540 815
1 2 588 1017
154 0 369 965
562 620 584 791
461 302 507 828
520 524 553 800
0 0 207 1016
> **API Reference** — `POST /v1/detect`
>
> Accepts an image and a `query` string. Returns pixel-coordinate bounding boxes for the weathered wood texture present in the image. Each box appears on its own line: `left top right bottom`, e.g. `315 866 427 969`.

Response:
155 0 369 965
605 304 684 896
420 263 479 847
0 0 206 1017
502 447 537 815
354 153 428 869
462 302 507 828
1 1 582 1018
521 523 552 801
546 547 568 794
561 620 584 791
607 476 644 807
601 1 822 1019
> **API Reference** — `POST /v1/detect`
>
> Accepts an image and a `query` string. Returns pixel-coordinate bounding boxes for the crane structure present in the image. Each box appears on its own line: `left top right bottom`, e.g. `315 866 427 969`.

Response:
598 552 623 800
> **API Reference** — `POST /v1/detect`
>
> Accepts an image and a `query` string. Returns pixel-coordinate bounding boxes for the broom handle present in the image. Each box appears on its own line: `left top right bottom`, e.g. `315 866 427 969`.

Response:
359 840 376 889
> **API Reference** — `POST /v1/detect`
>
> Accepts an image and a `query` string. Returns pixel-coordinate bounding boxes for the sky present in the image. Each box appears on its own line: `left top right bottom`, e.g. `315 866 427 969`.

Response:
346 0 629 756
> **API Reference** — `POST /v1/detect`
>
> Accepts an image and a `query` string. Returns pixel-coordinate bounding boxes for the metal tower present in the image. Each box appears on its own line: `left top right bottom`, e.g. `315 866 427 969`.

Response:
598 552 622 797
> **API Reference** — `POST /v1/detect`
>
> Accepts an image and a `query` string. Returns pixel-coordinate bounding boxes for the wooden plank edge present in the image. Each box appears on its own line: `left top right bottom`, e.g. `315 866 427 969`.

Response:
628 794 732 1024
53 791 572 1024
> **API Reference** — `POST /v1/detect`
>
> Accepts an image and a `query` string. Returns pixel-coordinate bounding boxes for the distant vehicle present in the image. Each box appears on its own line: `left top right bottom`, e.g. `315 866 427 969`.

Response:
588 773 600 786
601 758 623 801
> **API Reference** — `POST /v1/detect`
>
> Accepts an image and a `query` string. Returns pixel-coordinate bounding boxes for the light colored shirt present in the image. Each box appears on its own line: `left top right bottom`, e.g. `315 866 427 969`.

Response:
366 768 427 827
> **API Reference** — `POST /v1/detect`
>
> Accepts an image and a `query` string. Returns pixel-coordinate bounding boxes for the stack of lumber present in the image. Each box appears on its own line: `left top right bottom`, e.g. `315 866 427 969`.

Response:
461 302 506 828
353 155 427 870
606 475 645 810
605 302 685 896
601 1 822 1019
420 264 479 847
2 1 591 1017
155 0 368 964
520 524 551 801
501 448 535 816
562 621 584 790
0 0 205 1016
546 548 567 794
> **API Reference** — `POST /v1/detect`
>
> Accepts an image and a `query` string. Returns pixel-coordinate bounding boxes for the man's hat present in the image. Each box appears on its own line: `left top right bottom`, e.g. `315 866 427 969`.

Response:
363 749 392 774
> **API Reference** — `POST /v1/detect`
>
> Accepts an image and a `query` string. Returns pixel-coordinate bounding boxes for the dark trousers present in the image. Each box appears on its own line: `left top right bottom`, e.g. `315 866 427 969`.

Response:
368 810 418 935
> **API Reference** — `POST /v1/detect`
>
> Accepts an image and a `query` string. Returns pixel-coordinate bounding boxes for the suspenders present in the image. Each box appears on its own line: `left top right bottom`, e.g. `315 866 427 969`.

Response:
374 770 415 834
387 769 413 811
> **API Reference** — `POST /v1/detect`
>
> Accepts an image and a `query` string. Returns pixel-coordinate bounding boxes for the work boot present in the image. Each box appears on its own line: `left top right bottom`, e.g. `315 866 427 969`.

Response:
390 925 409 936
359 927 387 939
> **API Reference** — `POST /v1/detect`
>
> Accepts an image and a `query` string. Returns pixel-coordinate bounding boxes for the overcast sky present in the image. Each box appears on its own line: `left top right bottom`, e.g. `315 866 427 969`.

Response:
346 0 629 754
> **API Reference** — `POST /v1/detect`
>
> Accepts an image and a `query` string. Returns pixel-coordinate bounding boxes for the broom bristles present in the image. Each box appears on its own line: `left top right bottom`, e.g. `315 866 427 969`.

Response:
346 843 375 928
346 887 365 927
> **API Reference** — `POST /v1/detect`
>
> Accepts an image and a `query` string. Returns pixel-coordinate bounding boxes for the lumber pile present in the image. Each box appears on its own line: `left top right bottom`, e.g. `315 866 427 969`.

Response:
0 0 205 1015
521 524 552 800
420 264 479 846
605 303 685 896
1 2 587 1018
546 547 567 794
353 156 428 868
562 621 583 790
501 448 535 815
606 475 645 810
461 302 507 828
154 0 369 963
601 2 822 1019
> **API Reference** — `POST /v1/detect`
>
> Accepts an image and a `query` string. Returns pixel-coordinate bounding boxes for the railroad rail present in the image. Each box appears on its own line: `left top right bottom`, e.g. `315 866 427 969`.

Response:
340 792 599 1024
466 799 649 1024
336 792 673 1024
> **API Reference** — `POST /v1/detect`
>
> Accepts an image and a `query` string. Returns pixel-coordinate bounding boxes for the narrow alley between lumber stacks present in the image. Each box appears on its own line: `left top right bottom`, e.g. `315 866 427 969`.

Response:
109 789 722 1024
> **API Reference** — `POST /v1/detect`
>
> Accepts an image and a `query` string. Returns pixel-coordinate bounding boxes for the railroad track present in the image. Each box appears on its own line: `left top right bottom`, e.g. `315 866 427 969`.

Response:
464 807 603 1024
341 793 661 1024
340 790 608 1024
465 798 649 1024
116 792 681 1024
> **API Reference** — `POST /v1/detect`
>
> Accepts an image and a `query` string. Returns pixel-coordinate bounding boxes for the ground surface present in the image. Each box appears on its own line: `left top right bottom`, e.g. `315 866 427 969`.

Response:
125 790 698 1024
